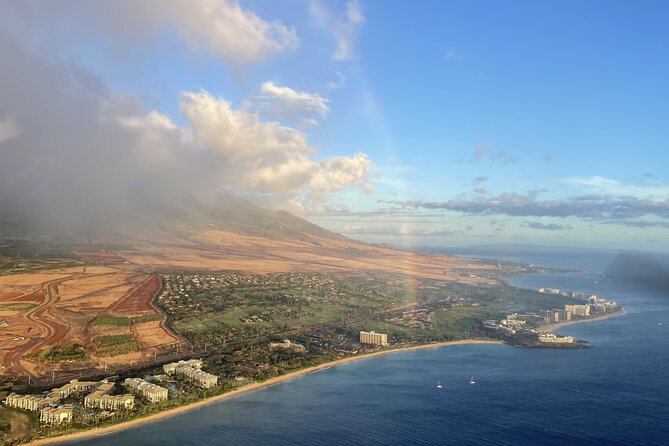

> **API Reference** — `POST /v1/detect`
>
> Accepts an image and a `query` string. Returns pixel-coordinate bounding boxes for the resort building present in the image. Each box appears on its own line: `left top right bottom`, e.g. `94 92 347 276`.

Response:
50 379 101 399
163 359 218 388
501 318 526 328
543 309 570 323
176 366 218 388
125 378 169 402
269 339 306 352
84 382 134 410
163 359 203 375
4 393 59 411
40 404 74 424
538 333 575 344
359 331 389 346
565 304 591 317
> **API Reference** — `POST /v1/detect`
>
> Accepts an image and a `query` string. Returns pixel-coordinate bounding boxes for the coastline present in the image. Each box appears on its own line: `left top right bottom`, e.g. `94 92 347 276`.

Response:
26 339 501 446
539 309 626 332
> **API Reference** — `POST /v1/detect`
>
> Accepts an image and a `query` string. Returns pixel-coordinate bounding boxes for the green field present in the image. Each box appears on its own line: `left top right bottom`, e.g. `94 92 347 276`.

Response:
96 334 140 356
91 315 130 326
131 314 162 324
0 303 37 312
39 344 86 362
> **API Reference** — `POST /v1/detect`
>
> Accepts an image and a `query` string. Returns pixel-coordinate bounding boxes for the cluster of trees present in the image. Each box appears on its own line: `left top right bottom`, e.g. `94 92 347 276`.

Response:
39 344 86 362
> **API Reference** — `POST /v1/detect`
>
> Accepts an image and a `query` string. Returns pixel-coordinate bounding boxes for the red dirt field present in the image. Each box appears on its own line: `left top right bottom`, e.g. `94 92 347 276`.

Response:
8 290 45 303
0 292 22 301
0 267 185 384
112 275 161 313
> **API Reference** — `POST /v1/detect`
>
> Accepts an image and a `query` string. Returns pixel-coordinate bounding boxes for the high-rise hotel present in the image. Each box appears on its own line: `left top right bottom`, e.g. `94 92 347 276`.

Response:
359 331 389 346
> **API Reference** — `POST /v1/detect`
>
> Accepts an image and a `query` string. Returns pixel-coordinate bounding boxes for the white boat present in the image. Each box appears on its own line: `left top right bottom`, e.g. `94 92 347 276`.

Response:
436 380 443 389
468 376 476 384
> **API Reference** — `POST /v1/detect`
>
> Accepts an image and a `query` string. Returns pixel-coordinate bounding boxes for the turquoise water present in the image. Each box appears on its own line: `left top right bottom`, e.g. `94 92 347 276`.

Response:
68 251 669 445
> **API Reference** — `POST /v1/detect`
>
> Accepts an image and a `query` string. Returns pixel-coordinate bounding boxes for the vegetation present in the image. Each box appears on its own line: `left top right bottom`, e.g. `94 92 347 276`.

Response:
0 303 37 312
96 334 140 357
39 344 86 362
91 316 130 326
131 314 162 324
97 334 134 345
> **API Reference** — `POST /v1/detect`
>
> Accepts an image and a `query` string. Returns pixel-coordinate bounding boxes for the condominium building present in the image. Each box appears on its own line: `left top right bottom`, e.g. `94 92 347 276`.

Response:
84 382 134 410
125 378 169 403
359 331 389 346
163 360 218 388
177 366 219 388
50 379 101 399
543 309 571 323
163 359 203 375
4 393 59 411
565 304 591 317
40 404 74 425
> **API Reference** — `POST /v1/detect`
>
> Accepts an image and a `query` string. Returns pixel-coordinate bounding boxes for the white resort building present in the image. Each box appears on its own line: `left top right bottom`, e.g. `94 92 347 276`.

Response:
359 331 389 346
163 359 218 388
269 339 306 352
84 381 135 410
125 378 169 402
40 404 74 425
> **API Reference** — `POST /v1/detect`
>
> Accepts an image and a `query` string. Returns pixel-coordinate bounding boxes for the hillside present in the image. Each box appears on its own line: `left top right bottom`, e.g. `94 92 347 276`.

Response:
0 194 489 279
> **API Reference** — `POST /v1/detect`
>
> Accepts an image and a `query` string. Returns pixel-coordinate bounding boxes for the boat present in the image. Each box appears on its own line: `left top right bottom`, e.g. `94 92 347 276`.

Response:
468 376 476 384
436 380 443 389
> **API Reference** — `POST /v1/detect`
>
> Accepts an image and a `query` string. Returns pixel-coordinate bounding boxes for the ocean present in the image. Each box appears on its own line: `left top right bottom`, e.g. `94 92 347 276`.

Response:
67 249 669 445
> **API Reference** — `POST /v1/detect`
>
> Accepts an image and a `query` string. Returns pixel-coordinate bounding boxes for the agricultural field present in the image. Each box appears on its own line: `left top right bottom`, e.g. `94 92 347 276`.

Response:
0 264 184 385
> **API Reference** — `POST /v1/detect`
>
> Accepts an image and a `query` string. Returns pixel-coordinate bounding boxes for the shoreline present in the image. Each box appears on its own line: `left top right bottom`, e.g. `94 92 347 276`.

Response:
539 309 626 332
26 339 502 445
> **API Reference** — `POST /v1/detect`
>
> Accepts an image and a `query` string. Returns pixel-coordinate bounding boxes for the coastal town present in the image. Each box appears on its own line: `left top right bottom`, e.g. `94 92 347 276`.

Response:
484 287 621 346
0 269 623 443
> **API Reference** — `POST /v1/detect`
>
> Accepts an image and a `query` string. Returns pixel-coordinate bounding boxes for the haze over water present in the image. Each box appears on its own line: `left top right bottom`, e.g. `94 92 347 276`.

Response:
68 249 669 446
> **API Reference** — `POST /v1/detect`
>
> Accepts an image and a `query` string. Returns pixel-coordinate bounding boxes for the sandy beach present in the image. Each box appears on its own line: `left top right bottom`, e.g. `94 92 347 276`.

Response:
26 339 501 446
539 309 626 332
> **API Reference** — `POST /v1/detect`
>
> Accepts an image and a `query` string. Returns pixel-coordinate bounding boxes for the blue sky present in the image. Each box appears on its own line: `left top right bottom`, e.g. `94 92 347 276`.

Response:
1 1 669 250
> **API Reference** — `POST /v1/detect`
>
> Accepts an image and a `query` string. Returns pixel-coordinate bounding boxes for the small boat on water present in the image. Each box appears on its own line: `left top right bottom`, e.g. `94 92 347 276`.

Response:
468 376 476 385
436 380 443 389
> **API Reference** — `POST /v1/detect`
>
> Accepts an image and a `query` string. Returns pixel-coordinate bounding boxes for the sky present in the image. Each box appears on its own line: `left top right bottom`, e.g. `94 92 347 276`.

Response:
1 0 669 250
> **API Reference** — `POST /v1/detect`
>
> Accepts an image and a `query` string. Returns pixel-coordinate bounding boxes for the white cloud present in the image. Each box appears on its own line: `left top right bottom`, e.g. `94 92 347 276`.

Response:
119 111 177 131
178 90 372 210
180 90 312 162
4 0 298 67
326 71 347 90
564 176 669 200
163 0 299 66
0 32 373 228
0 116 20 144
257 81 329 125
340 224 459 237
310 0 365 61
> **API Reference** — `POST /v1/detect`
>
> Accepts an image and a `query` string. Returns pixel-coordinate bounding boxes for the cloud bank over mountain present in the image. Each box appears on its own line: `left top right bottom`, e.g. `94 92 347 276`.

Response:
0 14 371 232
